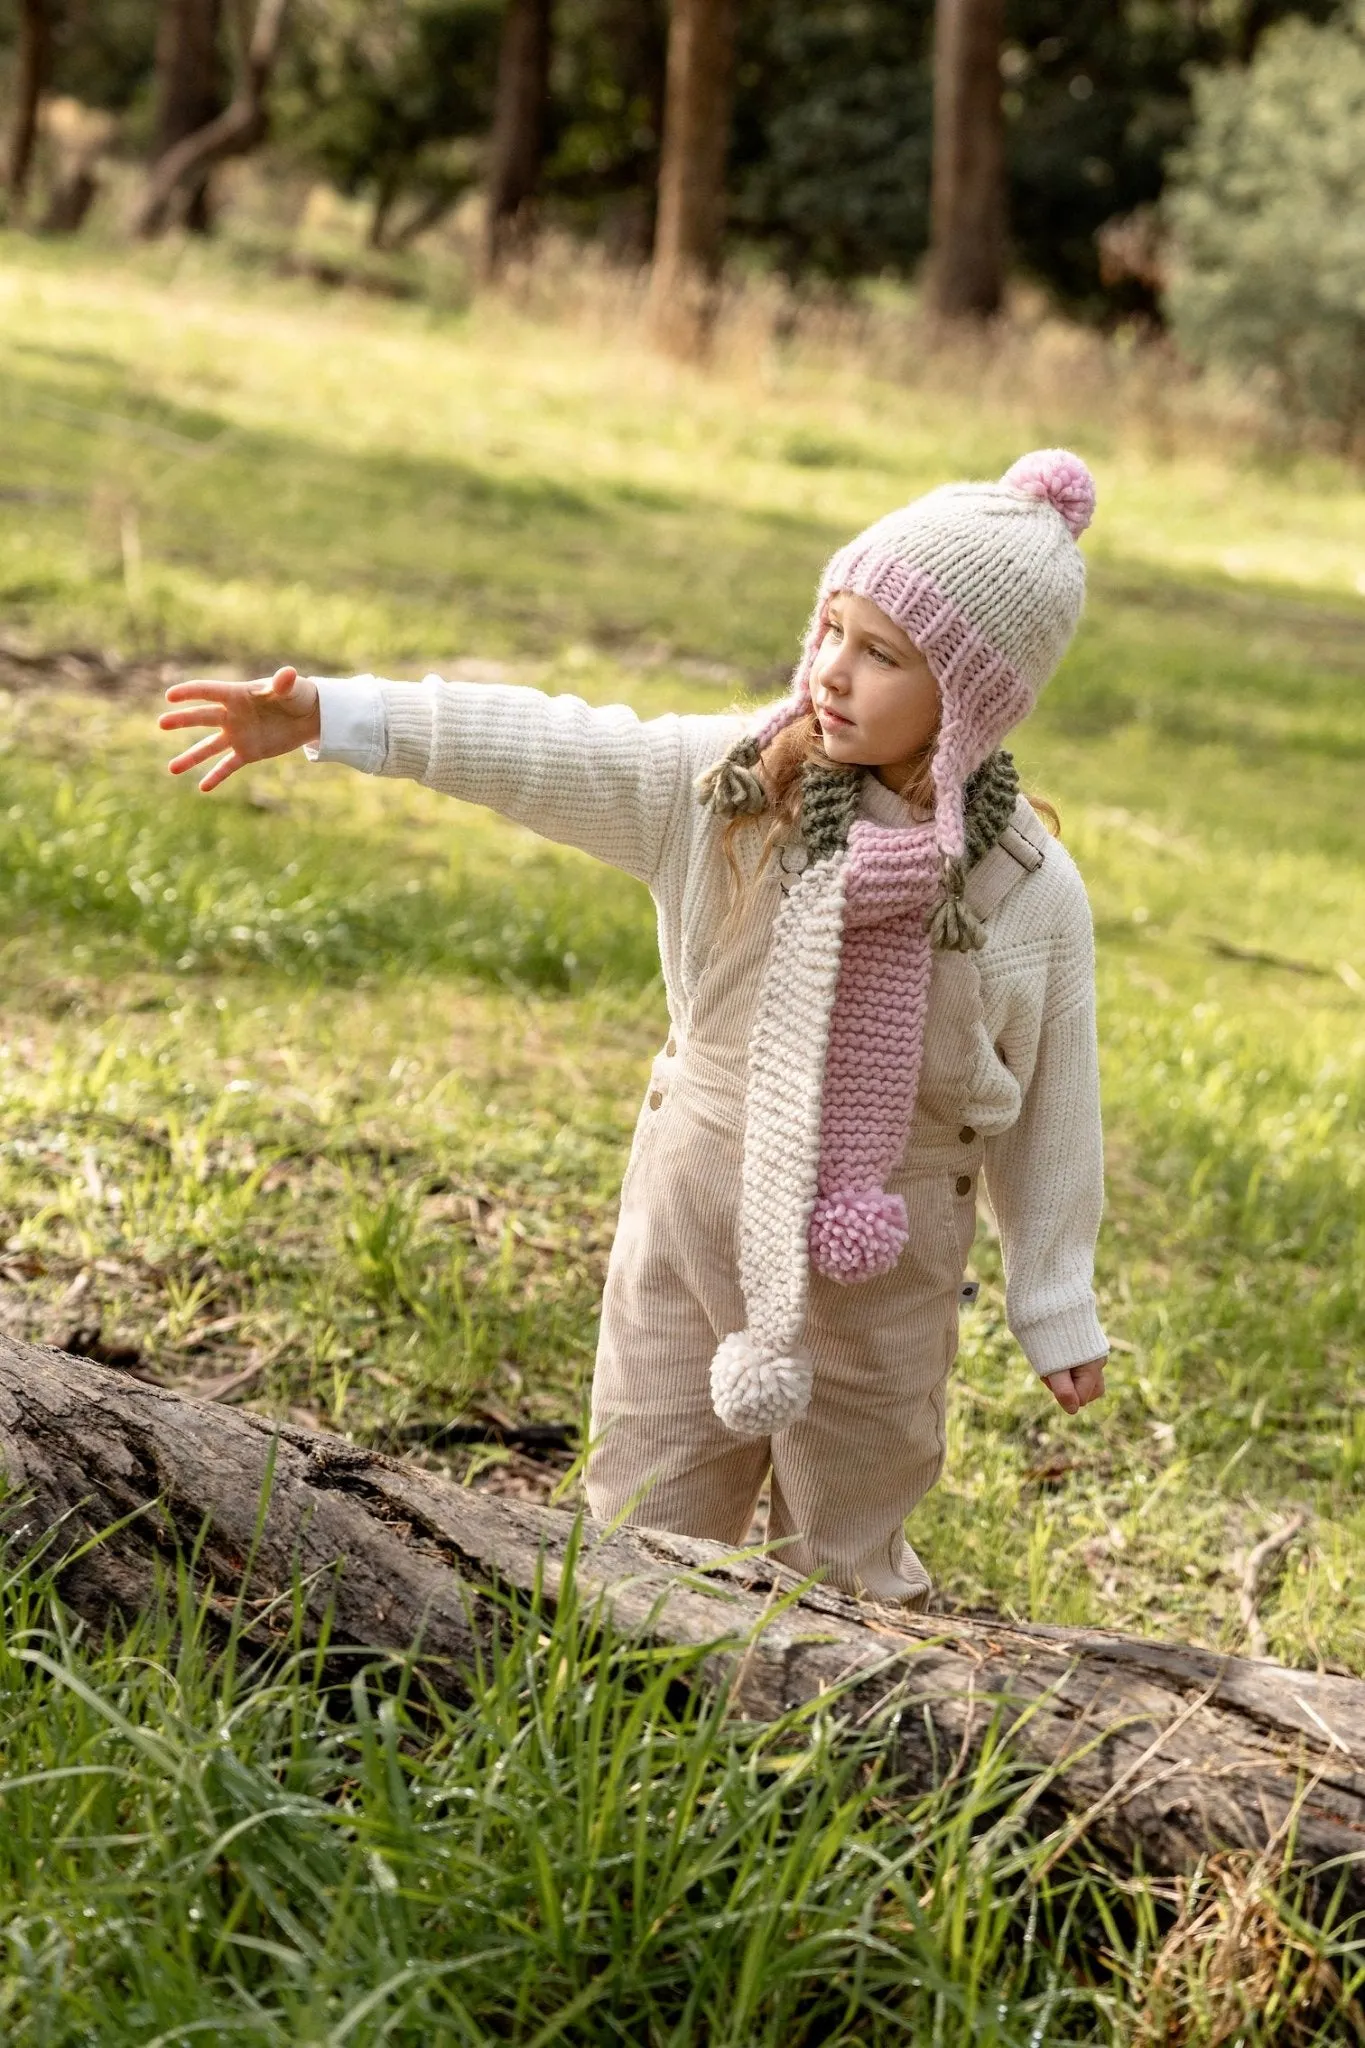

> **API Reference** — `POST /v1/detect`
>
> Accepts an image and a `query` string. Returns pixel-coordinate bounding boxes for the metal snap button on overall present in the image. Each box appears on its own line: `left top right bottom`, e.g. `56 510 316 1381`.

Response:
955 1174 974 1196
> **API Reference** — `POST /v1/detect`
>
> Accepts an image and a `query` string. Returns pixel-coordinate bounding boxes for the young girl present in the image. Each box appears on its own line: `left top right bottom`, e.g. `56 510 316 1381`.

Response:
161 446 1108 1607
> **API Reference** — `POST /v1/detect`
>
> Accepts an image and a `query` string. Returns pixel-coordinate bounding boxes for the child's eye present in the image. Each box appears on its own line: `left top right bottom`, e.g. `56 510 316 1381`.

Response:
826 621 844 640
870 646 893 665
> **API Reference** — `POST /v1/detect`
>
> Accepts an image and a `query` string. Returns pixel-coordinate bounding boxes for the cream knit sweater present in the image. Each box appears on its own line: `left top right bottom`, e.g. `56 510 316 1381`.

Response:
310 675 1108 1379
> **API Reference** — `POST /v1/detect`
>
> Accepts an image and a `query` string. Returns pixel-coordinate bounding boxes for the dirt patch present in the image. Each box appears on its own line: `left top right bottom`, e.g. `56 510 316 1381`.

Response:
0 642 209 699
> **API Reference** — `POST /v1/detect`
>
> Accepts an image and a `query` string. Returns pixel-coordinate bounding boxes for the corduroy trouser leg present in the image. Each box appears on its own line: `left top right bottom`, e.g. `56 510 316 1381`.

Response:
586 1079 978 1601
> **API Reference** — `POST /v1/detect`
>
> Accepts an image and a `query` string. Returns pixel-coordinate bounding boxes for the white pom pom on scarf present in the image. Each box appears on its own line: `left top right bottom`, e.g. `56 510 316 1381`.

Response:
709 1332 813 1438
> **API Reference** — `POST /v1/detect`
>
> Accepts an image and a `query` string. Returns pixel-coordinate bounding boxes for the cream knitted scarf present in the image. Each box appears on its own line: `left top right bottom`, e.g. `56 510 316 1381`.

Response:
709 752 1019 1438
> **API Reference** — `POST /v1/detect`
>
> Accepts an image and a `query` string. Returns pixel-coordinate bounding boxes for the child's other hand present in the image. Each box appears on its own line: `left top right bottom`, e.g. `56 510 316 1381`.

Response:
160 667 320 792
1043 1358 1106 1415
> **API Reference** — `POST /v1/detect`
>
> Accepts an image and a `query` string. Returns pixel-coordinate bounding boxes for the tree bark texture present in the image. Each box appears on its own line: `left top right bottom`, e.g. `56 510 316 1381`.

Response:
4 1337 1364 1903
5 0 51 208
648 0 739 355
928 0 1006 320
483 0 554 275
134 0 289 238
152 0 225 233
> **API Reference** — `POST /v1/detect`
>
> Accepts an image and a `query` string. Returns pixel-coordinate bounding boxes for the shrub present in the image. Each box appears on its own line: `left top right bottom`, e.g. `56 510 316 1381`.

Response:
1164 7 1365 448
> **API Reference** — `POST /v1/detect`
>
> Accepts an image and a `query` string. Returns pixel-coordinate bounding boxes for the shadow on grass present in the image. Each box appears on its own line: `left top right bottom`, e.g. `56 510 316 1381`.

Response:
0 752 661 990
0 353 843 671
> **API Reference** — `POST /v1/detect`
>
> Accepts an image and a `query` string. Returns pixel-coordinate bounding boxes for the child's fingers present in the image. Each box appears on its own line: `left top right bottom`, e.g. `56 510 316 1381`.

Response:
168 732 227 776
1078 1363 1107 1406
198 750 245 793
165 679 237 706
160 705 231 733
1051 1360 1106 1414
247 665 298 699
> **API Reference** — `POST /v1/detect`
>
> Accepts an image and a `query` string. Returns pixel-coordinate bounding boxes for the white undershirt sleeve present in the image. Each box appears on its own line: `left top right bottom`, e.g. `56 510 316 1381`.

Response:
305 675 387 773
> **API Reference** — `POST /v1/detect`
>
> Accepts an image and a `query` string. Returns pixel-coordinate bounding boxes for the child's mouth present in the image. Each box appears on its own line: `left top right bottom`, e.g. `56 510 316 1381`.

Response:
820 706 853 730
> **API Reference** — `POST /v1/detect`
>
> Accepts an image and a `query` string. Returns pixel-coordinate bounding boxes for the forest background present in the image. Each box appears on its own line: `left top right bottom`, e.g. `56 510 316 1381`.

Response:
0 1 1363 2041
0 1 1352 311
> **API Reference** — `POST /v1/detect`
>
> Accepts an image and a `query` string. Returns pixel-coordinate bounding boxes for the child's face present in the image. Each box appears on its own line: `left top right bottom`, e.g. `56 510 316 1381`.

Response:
811 592 940 777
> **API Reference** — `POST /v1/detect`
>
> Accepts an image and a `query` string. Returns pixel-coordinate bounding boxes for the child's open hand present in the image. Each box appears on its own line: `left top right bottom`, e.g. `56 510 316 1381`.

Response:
160 667 320 792
1044 1358 1106 1414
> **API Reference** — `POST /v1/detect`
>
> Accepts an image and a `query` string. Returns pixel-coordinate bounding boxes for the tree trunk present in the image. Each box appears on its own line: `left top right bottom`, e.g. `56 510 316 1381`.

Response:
152 0 225 234
134 0 289 239
927 0 1006 321
5 0 51 210
4 1337 1365 1904
648 0 739 356
37 164 98 236
599 0 667 263
483 0 554 276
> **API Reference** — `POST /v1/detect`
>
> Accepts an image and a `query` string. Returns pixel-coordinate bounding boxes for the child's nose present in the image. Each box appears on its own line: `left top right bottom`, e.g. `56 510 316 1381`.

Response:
817 647 851 693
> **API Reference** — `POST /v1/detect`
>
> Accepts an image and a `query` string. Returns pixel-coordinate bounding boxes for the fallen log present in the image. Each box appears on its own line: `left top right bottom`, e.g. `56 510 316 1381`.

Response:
3 1335 1363 1901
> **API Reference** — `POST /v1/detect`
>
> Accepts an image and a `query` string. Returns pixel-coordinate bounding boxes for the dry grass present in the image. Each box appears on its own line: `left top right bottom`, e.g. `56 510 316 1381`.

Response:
1120 1854 1365 2046
477 231 1277 469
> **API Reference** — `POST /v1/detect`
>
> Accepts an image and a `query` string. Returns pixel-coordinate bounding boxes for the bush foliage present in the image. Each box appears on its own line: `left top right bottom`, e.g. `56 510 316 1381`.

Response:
1166 7 1365 445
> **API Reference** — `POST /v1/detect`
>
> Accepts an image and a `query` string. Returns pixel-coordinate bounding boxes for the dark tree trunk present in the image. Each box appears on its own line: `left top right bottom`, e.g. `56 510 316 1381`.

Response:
5 0 51 210
928 0 1006 321
598 0 666 262
4 1337 1365 1906
368 173 399 252
37 164 98 235
152 0 225 233
483 0 554 276
134 0 289 239
648 0 739 355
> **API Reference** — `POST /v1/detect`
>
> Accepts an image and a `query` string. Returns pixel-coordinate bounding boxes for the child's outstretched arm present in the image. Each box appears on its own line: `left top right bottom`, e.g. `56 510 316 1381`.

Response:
185 670 731 888
315 674 711 886
163 666 738 887
160 667 318 790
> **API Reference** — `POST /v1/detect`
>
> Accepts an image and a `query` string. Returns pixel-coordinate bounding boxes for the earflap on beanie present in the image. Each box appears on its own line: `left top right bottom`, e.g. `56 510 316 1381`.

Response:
700 448 1095 1441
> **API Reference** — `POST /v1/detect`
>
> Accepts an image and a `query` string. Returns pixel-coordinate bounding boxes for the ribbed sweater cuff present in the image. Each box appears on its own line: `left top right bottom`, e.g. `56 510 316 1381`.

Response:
1014 1301 1109 1379
377 679 438 782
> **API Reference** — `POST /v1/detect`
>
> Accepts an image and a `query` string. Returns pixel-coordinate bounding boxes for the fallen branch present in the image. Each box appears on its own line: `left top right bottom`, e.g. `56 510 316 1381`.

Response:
1238 1512 1309 1660
1201 935 1330 979
3 1337 1364 1902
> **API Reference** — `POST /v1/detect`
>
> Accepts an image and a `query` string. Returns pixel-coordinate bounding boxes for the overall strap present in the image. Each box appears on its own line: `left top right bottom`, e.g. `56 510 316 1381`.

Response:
963 797 1047 920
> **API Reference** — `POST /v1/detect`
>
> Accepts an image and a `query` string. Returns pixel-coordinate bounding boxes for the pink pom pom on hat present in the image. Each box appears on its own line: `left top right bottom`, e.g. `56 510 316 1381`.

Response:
1000 448 1096 539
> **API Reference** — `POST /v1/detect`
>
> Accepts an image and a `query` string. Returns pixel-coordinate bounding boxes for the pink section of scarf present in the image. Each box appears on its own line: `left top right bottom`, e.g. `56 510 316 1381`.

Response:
807 818 942 1283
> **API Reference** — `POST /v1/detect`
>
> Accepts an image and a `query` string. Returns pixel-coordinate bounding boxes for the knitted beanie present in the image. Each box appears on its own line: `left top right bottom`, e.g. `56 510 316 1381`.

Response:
698 448 1093 863
699 448 1095 1439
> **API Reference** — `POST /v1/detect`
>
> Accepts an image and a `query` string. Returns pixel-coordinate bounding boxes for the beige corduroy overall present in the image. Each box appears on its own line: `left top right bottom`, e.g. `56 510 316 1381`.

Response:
586 834 1036 1601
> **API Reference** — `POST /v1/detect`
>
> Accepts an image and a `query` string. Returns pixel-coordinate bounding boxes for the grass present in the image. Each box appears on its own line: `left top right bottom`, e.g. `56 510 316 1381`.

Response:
5 1525 1364 2045
0 232 1362 2037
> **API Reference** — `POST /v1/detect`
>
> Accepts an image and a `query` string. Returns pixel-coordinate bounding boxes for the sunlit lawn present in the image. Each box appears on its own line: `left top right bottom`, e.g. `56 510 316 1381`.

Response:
2 232 1365 2046
0 233 1361 1669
